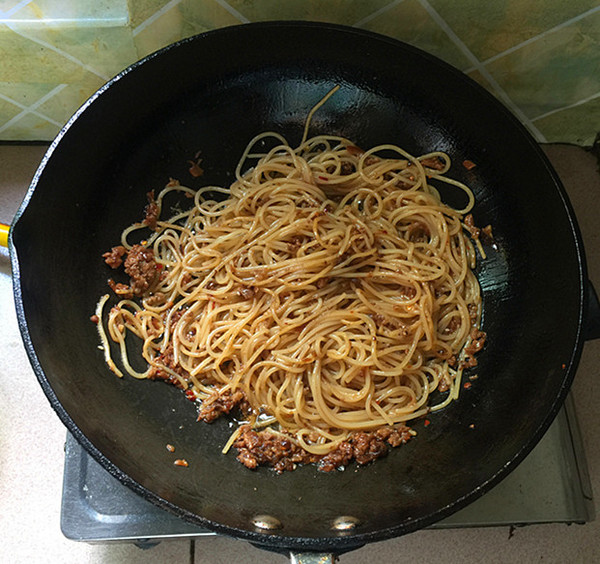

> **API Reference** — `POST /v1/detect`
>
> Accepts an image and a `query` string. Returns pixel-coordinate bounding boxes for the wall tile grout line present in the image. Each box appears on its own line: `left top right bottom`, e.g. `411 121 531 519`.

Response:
211 0 251 24
0 110 61 131
353 0 407 28
0 0 34 19
0 90 57 116
531 90 600 122
0 2 597 143
4 23 110 80
0 84 67 135
481 5 600 67
132 0 184 37
416 0 547 142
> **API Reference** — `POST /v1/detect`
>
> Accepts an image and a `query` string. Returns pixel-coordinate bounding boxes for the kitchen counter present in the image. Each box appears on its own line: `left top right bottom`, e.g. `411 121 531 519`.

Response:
1 143 599 563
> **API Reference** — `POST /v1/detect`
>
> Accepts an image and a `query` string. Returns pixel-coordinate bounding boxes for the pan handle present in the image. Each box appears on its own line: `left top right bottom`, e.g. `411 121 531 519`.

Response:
0 222 8 248
584 280 600 341
290 552 336 564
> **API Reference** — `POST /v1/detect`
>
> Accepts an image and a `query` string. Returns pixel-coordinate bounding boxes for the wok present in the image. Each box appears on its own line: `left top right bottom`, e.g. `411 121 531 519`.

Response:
9 21 599 557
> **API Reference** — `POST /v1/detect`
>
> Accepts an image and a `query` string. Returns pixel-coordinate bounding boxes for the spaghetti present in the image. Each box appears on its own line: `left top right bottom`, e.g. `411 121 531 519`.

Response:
97 132 486 472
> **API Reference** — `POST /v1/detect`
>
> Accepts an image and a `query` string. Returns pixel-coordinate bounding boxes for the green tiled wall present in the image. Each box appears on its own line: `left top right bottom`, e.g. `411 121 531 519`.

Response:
0 0 598 144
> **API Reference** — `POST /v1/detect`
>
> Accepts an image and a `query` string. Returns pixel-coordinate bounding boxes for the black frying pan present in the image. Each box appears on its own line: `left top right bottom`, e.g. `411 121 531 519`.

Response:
9 22 598 557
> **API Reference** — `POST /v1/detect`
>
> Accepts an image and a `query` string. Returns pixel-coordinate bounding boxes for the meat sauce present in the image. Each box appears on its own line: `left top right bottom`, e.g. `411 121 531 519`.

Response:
100 184 489 474
233 422 413 473
103 243 161 298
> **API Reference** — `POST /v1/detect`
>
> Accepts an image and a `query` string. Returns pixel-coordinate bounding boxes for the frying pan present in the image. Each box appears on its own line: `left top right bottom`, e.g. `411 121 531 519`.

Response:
8 21 600 558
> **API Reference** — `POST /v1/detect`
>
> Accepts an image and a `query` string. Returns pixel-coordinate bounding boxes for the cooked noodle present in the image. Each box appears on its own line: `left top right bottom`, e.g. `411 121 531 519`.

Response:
97 131 484 464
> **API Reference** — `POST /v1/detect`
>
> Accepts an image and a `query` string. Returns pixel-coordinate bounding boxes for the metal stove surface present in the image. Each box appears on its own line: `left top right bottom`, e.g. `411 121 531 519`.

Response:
61 394 594 544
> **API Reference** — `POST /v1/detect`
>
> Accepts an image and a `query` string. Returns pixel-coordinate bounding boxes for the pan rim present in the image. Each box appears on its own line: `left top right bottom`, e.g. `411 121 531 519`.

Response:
9 20 589 552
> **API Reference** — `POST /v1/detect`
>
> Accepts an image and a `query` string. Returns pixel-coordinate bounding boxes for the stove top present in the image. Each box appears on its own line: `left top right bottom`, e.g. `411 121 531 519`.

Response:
60 393 594 544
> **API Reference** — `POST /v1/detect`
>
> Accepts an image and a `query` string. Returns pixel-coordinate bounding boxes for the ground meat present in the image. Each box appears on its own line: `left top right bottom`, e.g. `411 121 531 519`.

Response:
351 431 390 465
233 424 414 473
481 224 494 245
373 313 387 326
464 328 487 356
443 316 461 334
420 156 446 170
467 303 479 324
372 313 409 331
459 327 486 369
318 441 354 472
395 178 415 190
461 356 478 369
464 214 480 239
159 343 177 368
234 426 319 473
375 425 413 448
124 244 160 296
103 246 127 269
143 191 160 231
107 278 133 298
318 427 414 472
197 389 246 423
438 377 451 392
401 286 417 299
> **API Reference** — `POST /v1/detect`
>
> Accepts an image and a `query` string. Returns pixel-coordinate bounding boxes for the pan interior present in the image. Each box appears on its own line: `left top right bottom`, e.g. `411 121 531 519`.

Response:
11 23 584 551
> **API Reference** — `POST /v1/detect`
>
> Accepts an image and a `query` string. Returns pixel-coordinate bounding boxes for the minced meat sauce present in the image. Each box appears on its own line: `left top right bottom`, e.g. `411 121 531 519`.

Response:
102 245 127 268
233 422 413 473
124 244 160 296
316 427 413 472
179 386 416 472
103 243 161 297
197 389 248 423
234 427 320 473
143 191 160 231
